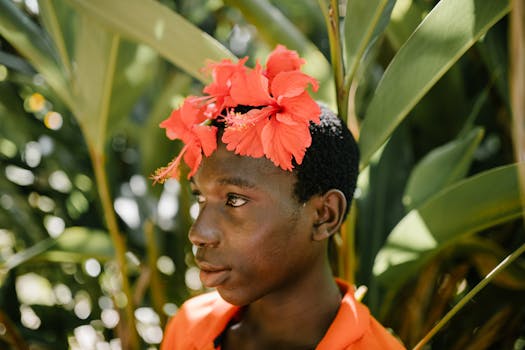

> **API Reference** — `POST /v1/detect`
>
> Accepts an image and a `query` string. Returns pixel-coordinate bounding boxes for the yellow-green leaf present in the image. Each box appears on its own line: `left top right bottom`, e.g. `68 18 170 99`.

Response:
67 0 235 82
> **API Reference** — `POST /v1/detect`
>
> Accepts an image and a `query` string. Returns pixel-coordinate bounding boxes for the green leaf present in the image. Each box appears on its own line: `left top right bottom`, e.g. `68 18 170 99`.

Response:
0 51 34 74
38 0 76 78
0 227 113 271
0 0 71 105
225 0 314 53
384 0 427 51
0 238 56 272
71 14 120 153
477 21 509 107
403 127 484 210
355 124 414 313
54 7 160 151
374 163 523 288
51 226 114 260
67 0 235 82
343 0 393 83
359 0 510 168
224 0 334 106
106 41 160 136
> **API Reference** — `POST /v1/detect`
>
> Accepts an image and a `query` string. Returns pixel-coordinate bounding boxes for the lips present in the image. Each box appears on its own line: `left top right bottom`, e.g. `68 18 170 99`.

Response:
196 261 230 288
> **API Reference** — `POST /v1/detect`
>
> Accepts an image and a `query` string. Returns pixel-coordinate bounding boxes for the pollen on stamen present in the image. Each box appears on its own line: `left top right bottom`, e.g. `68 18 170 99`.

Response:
225 111 259 130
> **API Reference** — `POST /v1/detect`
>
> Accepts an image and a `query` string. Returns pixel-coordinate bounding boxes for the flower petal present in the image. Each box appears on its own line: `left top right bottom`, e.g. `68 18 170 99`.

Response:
278 91 321 125
222 117 267 158
160 98 206 141
261 118 311 170
202 58 248 115
230 63 272 106
183 143 204 178
159 112 185 141
271 71 319 99
193 125 218 157
265 45 305 82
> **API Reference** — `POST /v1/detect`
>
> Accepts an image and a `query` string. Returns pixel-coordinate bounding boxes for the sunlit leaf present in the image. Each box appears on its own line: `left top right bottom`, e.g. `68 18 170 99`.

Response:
51 226 114 260
343 0 394 82
106 41 160 135
223 0 334 105
403 127 484 210
384 0 427 51
374 163 523 287
66 0 235 82
0 227 113 272
39 0 76 78
0 239 56 272
359 0 510 168
71 13 120 152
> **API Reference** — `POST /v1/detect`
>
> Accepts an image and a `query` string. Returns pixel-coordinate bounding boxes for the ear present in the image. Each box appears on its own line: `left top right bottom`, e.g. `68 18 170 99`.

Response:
311 189 347 241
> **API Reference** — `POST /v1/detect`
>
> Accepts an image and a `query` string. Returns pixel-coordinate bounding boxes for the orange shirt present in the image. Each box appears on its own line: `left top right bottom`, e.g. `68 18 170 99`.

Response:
161 280 405 350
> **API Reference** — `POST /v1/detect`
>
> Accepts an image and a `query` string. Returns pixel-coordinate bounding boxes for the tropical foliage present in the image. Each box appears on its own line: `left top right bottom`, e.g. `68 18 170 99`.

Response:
0 0 524 349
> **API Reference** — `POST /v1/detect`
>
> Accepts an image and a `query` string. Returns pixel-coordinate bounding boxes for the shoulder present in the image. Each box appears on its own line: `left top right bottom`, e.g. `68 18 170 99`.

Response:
317 279 406 350
161 292 238 350
351 317 406 350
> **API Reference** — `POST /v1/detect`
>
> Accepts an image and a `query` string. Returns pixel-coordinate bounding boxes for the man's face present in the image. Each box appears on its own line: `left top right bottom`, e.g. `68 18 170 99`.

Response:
189 144 321 306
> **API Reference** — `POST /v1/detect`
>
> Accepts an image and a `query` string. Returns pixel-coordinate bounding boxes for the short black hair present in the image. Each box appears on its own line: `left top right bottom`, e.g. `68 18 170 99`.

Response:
293 104 359 219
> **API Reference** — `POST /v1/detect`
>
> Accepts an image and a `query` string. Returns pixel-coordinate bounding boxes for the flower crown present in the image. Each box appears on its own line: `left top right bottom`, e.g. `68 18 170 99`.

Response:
152 45 321 183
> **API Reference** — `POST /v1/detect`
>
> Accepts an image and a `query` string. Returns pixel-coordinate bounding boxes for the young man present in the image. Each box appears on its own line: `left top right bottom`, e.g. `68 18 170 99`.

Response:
155 46 405 349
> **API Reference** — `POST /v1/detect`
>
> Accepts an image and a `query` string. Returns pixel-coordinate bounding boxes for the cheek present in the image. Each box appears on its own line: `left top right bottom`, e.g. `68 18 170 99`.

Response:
234 216 306 274
223 200 308 271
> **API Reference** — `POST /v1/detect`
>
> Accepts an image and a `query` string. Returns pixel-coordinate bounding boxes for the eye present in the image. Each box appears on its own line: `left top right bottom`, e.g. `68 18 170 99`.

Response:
226 193 248 207
192 191 206 204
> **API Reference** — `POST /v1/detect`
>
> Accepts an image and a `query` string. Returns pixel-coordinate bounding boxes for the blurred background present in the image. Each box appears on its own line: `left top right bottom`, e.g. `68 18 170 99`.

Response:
0 0 524 349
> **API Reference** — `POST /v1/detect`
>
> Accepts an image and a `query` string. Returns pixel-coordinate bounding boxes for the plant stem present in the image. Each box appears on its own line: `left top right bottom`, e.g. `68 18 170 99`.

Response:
318 0 346 120
340 199 357 284
144 219 167 326
91 149 139 350
510 0 525 218
0 310 29 350
413 241 525 350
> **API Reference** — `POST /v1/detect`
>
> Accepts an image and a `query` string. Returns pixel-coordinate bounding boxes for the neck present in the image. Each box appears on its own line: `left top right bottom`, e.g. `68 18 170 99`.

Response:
241 261 342 347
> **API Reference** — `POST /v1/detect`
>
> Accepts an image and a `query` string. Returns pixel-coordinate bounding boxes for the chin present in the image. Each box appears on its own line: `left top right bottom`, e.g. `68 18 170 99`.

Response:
216 286 253 307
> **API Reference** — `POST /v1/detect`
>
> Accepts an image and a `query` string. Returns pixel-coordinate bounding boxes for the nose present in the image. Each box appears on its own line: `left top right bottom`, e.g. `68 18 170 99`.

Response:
188 205 221 248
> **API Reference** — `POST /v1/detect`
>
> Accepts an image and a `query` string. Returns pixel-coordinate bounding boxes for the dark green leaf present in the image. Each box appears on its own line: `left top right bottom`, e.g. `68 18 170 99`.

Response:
403 127 484 210
359 0 510 168
374 163 523 287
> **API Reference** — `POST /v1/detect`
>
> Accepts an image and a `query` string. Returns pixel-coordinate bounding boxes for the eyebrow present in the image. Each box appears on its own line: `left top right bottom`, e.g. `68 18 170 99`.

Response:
190 176 259 189
217 176 258 189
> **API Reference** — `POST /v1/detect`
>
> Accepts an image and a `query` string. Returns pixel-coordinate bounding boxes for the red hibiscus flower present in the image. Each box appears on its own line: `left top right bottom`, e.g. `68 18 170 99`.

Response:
153 44 323 184
200 57 248 118
264 44 305 83
152 99 217 182
224 63 320 169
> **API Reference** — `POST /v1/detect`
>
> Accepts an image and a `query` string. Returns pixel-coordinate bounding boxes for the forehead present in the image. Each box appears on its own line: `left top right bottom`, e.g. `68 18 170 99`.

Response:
192 144 297 194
